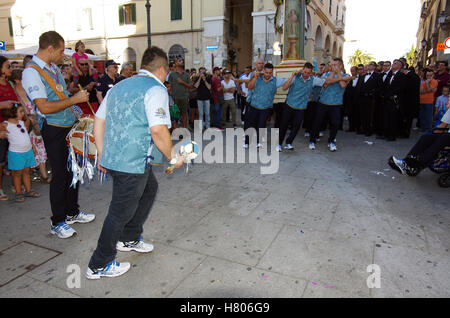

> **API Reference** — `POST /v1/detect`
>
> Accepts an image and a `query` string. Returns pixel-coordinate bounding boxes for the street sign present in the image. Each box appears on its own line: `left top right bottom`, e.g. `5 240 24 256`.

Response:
206 45 219 50
0 41 5 51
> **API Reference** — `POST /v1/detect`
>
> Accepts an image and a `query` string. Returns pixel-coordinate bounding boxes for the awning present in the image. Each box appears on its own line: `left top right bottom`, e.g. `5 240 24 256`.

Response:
0 45 103 61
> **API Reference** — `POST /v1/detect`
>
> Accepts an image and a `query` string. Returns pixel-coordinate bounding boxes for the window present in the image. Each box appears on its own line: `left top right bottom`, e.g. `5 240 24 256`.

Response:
119 3 136 26
336 5 339 20
329 0 332 14
171 0 182 21
77 8 94 31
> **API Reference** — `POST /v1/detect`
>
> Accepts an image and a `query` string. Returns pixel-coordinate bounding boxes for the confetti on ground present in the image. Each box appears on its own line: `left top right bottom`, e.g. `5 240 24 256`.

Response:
370 171 387 177
325 285 334 289
261 274 269 279
364 141 374 145
312 281 318 285
300 230 304 234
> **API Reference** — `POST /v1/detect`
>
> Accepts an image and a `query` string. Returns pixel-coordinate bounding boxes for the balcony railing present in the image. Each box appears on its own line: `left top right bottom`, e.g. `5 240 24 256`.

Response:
335 20 345 35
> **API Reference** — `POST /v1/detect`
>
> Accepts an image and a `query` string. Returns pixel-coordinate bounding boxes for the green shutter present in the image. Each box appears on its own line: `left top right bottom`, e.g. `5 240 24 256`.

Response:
131 3 136 25
8 17 13 36
171 0 182 21
119 5 124 26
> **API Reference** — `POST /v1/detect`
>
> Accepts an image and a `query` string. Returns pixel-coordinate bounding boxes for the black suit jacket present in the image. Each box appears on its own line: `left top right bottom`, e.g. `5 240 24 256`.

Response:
384 70 406 106
359 72 381 96
404 71 420 108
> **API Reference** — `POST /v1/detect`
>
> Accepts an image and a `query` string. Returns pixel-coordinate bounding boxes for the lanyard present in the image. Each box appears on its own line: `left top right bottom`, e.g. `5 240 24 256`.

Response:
44 65 60 85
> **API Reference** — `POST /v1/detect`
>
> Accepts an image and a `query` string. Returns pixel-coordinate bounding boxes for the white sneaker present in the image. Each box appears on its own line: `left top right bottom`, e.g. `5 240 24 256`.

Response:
328 142 337 152
243 144 249 149
276 145 282 152
284 144 294 150
304 132 310 137
50 222 77 239
116 236 154 253
66 211 95 225
319 132 324 137
256 143 263 148
309 142 316 150
86 260 131 280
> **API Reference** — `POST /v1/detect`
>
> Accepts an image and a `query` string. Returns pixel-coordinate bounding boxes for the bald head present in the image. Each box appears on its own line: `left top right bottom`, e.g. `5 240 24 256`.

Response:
255 59 264 72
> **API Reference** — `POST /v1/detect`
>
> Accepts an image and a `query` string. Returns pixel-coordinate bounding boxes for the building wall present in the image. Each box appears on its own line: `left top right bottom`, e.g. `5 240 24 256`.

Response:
1 0 346 71
416 0 449 67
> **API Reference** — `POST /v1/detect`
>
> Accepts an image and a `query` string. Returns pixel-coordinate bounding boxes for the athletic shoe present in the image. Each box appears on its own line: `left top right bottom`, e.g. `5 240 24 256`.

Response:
389 156 407 175
50 222 77 239
309 142 316 150
243 144 249 149
66 211 96 225
116 236 154 253
276 145 282 152
319 132 324 137
86 260 131 280
304 132 310 137
257 143 263 148
284 144 294 150
0 189 8 201
328 142 337 152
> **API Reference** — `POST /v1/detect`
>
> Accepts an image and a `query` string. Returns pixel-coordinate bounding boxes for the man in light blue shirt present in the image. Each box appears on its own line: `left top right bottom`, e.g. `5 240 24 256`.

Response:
244 63 288 148
309 58 354 152
277 62 315 151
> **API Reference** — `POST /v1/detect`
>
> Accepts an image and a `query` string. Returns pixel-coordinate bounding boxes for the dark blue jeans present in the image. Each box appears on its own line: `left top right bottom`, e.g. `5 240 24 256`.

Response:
88 165 158 269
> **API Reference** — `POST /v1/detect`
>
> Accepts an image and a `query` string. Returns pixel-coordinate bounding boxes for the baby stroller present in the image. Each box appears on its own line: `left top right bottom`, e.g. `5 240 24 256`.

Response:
429 147 450 188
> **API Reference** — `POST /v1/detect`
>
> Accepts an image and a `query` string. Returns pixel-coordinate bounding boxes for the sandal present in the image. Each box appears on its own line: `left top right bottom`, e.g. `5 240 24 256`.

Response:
15 193 25 203
24 190 41 198
0 189 8 201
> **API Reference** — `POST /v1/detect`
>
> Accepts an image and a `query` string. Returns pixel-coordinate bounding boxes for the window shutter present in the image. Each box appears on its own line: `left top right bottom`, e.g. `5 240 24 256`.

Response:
171 0 182 21
8 17 13 36
131 3 136 25
119 5 124 26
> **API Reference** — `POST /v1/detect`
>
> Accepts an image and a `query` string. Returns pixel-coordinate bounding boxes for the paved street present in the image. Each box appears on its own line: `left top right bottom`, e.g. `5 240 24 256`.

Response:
0 127 449 298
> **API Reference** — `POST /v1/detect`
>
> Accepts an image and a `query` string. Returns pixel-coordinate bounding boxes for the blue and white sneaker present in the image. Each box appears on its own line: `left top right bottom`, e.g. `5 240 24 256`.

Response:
50 222 76 239
389 156 407 175
276 144 282 152
284 144 294 150
309 142 316 150
116 236 154 253
86 260 131 280
328 142 337 152
66 211 95 225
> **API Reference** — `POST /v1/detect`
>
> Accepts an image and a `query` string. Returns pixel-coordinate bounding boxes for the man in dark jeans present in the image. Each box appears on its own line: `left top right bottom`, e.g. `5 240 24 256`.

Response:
87 46 184 279
22 31 94 239
389 109 450 175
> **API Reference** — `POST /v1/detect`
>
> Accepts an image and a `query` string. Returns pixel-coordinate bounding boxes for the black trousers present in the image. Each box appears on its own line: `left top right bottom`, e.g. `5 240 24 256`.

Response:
310 103 341 143
239 95 248 122
407 133 450 167
383 100 399 140
304 101 327 133
279 104 304 145
359 95 376 135
41 122 79 226
89 165 158 269
244 106 271 145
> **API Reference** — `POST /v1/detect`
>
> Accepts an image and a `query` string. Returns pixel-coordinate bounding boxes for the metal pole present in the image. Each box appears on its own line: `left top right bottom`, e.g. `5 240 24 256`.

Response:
145 0 151 47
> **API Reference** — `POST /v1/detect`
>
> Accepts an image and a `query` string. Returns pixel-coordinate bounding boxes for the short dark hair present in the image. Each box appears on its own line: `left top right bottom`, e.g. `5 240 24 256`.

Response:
333 58 344 65
442 85 449 91
438 61 449 67
39 31 65 50
2 103 21 119
264 63 274 69
304 62 313 70
141 46 169 73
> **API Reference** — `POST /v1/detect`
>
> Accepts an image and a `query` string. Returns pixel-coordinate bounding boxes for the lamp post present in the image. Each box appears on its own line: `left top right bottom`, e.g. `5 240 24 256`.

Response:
145 0 151 47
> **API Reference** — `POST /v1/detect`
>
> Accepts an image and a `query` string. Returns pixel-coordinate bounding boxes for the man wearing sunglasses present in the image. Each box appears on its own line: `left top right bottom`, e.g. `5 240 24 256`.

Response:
71 58 99 114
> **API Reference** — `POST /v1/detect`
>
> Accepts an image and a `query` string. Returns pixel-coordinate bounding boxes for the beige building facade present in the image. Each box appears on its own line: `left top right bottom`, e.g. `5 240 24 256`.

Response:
0 0 345 72
416 0 450 67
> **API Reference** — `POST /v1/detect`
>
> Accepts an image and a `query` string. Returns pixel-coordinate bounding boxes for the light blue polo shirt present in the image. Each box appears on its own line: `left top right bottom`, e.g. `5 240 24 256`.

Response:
249 76 288 109
318 72 350 106
285 75 315 109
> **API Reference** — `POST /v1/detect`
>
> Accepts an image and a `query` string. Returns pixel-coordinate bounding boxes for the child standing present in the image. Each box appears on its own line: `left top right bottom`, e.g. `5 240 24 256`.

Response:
4 104 40 202
434 85 449 128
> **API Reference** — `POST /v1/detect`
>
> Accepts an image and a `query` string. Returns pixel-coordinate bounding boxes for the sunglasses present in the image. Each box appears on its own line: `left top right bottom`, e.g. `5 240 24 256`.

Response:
16 124 25 134
79 63 89 66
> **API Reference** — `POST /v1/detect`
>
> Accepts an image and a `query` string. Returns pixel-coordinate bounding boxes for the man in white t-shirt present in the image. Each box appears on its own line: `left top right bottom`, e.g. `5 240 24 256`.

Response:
221 70 237 127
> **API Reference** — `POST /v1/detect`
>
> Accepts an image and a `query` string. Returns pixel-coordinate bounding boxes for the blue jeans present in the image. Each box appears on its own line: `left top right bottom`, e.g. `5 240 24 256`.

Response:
419 103 434 133
213 101 222 128
197 99 210 129
88 165 158 269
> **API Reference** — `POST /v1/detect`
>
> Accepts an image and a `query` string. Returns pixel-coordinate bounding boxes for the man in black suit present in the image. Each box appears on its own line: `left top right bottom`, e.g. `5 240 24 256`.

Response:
376 61 392 138
354 65 365 134
382 59 406 141
344 66 359 132
400 65 421 138
357 61 380 136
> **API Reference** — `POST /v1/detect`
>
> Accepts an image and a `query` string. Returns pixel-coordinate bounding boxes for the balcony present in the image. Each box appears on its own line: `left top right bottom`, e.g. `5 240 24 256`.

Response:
334 20 345 35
